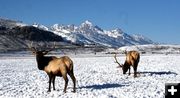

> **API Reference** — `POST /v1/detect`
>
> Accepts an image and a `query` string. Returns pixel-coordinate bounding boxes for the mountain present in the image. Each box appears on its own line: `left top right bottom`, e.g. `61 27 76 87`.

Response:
0 25 65 52
0 18 27 28
32 23 49 31
0 18 66 52
0 18 155 52
50 20 154 48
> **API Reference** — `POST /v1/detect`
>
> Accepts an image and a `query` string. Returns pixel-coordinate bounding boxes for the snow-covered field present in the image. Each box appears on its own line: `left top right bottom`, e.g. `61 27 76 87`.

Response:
0 53 180 98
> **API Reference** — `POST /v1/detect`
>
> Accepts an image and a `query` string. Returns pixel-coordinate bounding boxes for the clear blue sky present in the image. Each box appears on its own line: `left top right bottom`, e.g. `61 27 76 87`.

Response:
0 0 180 44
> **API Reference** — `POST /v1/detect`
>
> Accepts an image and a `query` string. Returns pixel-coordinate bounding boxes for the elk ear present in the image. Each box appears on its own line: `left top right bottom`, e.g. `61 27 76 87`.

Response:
30 47 37 55
32 51 36 55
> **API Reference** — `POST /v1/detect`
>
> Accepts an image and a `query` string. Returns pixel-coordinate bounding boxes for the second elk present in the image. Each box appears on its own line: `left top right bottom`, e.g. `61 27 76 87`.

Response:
114 50 140 77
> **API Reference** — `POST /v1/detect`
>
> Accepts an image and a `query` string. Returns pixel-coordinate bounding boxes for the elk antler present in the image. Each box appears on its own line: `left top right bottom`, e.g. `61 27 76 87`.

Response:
41 42 56 55
46 42 56 52
114 53 122 67
28 41 35 50
119 48 127 55
124 50 127 54
28 41 37 54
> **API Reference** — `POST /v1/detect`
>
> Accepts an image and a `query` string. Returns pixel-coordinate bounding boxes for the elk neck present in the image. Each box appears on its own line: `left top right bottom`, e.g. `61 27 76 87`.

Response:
36 55 54 70
122 61 130 73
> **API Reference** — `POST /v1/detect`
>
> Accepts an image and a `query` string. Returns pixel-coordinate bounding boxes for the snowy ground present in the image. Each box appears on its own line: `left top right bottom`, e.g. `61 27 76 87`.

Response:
0 53 180 98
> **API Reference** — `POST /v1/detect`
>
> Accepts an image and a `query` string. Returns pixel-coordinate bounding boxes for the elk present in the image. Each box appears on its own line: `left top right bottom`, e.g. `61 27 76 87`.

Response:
30 44 76 93
114 50 140 77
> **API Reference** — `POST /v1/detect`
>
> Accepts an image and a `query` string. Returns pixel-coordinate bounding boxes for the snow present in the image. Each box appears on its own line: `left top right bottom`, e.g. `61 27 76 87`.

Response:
0 53 180 98
15 22 27 27
104 30 122 38
119 44 180 54
49 21 154 47
32 23 49 31
81 20 93 26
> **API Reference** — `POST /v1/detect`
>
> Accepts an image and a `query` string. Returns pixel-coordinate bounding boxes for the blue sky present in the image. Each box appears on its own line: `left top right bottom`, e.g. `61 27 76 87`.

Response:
0 0 180 44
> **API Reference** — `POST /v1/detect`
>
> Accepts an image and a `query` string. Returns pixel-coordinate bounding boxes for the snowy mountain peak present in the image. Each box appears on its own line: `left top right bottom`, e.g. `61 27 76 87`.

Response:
51 24 62 31
80 20 93 28
29 20 154 47
32 23 49 31
52 23 59 28
132 34 154 44
83 20 93 26
112 28 123 34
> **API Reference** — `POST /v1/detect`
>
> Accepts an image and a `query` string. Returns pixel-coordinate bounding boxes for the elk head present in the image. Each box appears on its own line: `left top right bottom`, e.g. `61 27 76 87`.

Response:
114 53 128 74
29 42 56 57
29 42 57 70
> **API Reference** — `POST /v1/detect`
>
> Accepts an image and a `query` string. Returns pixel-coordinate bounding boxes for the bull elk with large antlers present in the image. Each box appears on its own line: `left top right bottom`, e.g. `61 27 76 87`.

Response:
29 42 76 93
114 50 140 77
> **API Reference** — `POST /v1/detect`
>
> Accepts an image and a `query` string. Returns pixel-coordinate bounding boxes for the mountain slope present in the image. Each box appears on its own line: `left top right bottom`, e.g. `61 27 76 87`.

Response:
50 20 154 47
0 18 27 28
0 25 64 52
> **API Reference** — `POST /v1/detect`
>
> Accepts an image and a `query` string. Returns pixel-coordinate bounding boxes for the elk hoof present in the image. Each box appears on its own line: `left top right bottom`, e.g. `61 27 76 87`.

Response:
47 90 51 92
63 90 67 93
134 75 137 78
72 90 76 93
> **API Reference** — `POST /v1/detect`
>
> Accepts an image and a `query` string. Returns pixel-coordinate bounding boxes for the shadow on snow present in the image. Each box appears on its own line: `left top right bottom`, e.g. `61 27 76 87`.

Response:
79 83 127 90
139 71 177 75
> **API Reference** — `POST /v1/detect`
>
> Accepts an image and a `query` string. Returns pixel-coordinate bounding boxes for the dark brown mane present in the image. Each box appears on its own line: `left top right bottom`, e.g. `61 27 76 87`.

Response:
36 56 54 70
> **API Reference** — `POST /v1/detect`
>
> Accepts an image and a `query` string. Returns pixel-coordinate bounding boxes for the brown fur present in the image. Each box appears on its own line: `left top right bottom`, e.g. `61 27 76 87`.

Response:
31 48 76 93
114 50 140 77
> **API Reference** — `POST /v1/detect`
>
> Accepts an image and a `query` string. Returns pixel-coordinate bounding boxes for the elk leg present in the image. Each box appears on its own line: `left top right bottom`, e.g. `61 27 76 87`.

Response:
68 72 76 93
62 74 68 93
48 74 52 92
133 66 137 77
52 76 56 90
128 67 131 75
